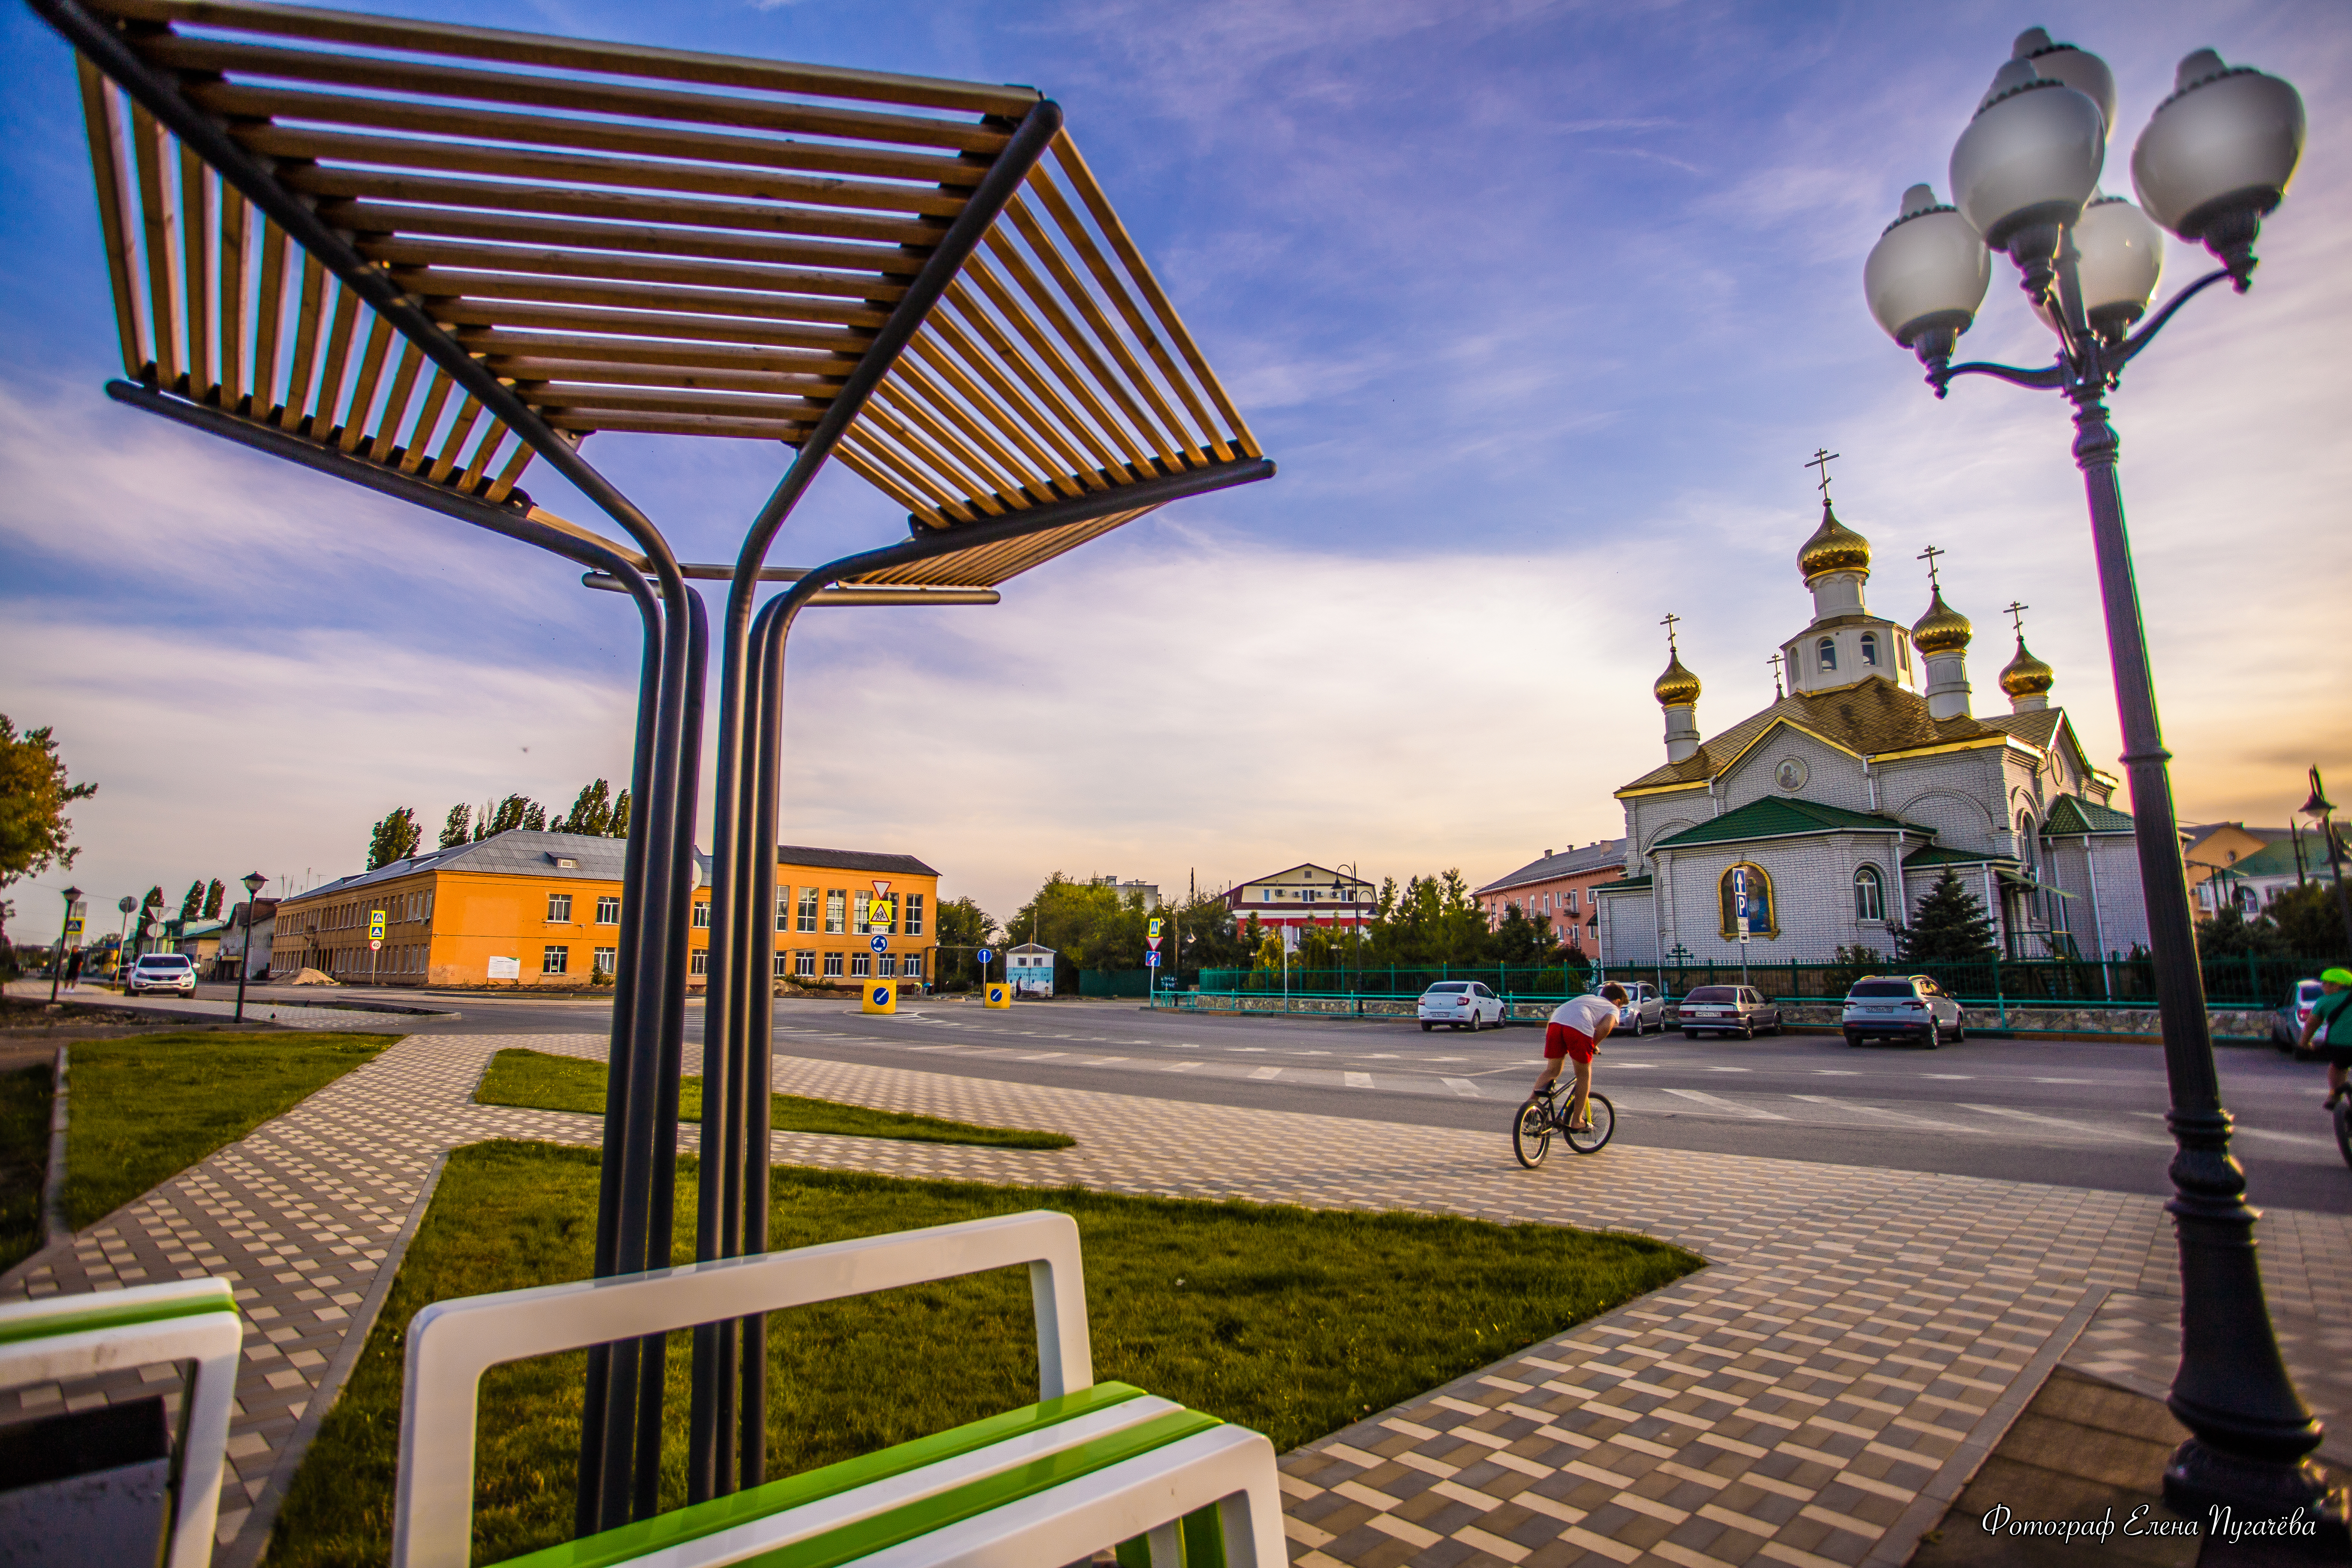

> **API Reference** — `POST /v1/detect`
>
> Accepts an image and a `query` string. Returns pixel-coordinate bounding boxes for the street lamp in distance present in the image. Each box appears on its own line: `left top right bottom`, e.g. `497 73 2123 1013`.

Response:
2299 770 2352 955
48 885 84 1005
234 871 269 1025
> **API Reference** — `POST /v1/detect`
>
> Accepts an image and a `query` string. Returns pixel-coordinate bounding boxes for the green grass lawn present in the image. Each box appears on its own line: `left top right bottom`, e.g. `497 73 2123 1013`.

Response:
0 1061 53 1275
475 1047 1073 1150
271 1140 1700 1568
63 1032 397 1230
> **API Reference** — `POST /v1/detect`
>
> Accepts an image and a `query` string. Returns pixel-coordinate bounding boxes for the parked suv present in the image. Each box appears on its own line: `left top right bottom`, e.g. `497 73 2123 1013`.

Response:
1678 985 1783 1038
1418 981 1505 1032
1842 975 1963 1047
125 952 197 997
1613 982 1664 1036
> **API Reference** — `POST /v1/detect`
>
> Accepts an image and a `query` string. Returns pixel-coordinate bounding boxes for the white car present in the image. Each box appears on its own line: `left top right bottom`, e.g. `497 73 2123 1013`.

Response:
2274 978 2326 1053
125 952 197 997
1614 982 1665 1035
1418 981 1505 1031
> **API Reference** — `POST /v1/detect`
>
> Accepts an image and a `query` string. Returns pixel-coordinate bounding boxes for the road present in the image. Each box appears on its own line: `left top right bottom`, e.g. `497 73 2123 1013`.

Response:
62 983 2352 1214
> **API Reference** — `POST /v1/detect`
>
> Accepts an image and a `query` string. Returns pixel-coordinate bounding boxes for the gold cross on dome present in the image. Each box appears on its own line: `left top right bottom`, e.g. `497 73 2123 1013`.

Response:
2004 600 2030 634
1660 611 1681 652
1767 651 1785 696
1804 448 1839 498
1918 544 1946 590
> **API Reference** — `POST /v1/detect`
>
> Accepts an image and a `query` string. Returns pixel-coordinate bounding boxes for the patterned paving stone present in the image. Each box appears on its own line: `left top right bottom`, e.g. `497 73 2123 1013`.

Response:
3 1029 2346 1568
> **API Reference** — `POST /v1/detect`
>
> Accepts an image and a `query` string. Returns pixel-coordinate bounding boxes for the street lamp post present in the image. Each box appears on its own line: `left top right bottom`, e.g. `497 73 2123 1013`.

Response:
1863 30 2342 1542
234 872 268 1025
114 896 134 984
2300 769 2352 954
47 885 83 1004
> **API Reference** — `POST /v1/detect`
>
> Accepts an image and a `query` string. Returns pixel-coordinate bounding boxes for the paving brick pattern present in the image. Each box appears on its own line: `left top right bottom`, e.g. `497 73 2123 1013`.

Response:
3 1026 2346 1568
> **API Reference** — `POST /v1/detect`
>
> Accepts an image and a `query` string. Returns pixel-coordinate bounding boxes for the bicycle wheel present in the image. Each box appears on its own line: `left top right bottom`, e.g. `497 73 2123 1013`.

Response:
1564 1093 1616 1155
2335 1098 2351 1171
1513 1097 1553 1168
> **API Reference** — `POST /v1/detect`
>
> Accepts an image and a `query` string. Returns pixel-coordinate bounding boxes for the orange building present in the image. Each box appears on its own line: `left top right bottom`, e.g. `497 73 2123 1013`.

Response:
273 831 939 989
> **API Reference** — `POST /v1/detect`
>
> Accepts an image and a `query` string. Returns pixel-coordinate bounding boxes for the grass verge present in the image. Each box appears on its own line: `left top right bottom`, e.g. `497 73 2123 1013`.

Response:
0 1061 52 1275
64 1032 397 1230
475 1047 1073 1150
271 1139 1700 1567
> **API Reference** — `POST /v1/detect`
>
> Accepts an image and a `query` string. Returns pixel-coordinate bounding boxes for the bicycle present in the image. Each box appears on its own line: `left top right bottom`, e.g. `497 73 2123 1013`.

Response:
2334 1093 2350 1171
1513 1084 1615 1168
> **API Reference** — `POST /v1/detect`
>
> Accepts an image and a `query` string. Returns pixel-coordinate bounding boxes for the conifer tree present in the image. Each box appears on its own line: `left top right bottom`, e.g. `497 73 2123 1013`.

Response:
365 807 423 870
484 795 537 836
608 789 630 838
557 779 612 836
178 880 205 921
202 879 225 919
438 803 471 848
523 801 547 831
1892 869 1997 962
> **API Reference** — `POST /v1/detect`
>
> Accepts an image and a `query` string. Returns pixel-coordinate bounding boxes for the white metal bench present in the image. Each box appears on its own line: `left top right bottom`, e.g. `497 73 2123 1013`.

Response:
392 1210 1283 1568
0 1275 243 1568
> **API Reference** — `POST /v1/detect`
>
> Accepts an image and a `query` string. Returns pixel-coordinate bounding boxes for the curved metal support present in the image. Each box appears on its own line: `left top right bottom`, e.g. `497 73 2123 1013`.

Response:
2109 266 2236 372
1930 357 2068 394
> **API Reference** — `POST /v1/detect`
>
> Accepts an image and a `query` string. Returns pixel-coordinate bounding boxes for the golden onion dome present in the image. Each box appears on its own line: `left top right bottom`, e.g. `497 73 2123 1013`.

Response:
1797 502 1872 581
1912 589 1973 655
1654 651 1701 707
1999 636 2055 698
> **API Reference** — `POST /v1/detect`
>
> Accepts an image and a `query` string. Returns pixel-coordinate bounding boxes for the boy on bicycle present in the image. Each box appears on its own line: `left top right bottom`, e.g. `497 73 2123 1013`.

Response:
2301 967 2352 1109
1536 983 1629 1133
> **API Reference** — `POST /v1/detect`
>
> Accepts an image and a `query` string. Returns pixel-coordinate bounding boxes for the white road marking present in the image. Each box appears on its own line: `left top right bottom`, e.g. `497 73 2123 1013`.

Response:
1814 1070 1860 1076
1662 1088 1789 1120
1960 1104 2148 1141
1442 1078 1482 1098
1706 1066 1752 1073
1923 1074 1975 1080
1249 1066 1283 1080
1163 1061 1202 1073
1787 1095 1955 1130
1344 1072 1374 1088
1017 1052 1067 1061
1081 1058 1128 1067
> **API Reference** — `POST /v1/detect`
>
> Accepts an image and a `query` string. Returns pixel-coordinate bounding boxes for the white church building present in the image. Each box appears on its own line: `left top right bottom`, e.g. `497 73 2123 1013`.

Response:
1596 494 2151 967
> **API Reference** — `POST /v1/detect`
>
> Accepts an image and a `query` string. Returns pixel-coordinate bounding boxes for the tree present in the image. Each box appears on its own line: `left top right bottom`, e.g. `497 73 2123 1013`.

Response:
178 879 205 922
439 803 472 848
366 807 423 870
1489 902 1559 966
202 878 225 920
0 715 97 887
1893 870 1997 962
556 779 614 836
484 795 539 836
932 896 998 989
2259 881 2351 963
608 789 631 839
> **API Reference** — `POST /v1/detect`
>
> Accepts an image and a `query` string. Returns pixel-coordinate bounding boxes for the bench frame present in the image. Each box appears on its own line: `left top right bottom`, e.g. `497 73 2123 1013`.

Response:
0 1275 244 1568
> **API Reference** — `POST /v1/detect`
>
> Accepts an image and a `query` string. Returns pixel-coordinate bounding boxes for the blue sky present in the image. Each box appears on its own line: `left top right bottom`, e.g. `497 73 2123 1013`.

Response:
4 0 2347 941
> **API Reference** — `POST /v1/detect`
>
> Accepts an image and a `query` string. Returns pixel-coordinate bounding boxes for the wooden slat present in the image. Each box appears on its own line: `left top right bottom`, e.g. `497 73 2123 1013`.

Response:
978 226 1179 472
429 394 484 482
851 403 1002 518
374 248 899 314
177 141 211 392
522 386 830 419
830 446 939 527
282 167 943 250
876 361 1066 506
319 201 921 277
484 438 535 504
951 265 1148 481
457 418 507 491
454 331 860 375
249 218 288 412
239 126 967 220
1049 136 1259 457
541 411 808 439
1023 168 1223 458
188 81 986 188
433 300 873 354
309 280 361 429
899 335 1088 500
397 370 457 473
76 63 143 377
103 0 1042 118
859 390 1024 514
912 310 1106 492
368 339 425 461
337 312 396 452
838 421 985 523
137 36 1016 153
129 102 179 385
219 192 247 408
276 251 326 429
486 359 842 396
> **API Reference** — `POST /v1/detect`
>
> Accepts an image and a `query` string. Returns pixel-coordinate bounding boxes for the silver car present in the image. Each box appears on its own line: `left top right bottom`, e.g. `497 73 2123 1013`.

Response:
1613 982 1665 1035
2274 978 2326 1054
1418 981 1505 1031
1678 985 1784 1038
1842 974 1964 1047
125 952 197 997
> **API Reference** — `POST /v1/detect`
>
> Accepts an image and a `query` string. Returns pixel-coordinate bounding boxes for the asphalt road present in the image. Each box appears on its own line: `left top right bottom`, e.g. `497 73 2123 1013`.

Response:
78 984 2352 1215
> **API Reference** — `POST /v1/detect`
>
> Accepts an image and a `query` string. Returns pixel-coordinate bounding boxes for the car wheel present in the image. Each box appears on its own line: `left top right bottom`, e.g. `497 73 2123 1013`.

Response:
1740 1021 1754 1039
1684 1029 1699 1040
1845 1030 1864 1047
1420 1021 1433 1032
1952 1021 1966 1043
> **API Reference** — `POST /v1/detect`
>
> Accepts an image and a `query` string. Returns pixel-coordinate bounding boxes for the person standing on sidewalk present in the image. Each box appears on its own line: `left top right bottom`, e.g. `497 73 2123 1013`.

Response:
62 948 83 993
1535 983 1628 1133
2301 967 2352 1109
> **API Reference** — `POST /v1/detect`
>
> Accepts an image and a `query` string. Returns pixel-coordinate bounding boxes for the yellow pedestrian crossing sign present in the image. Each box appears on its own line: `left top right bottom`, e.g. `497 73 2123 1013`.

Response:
1147 918 1162 939
369 909 386 940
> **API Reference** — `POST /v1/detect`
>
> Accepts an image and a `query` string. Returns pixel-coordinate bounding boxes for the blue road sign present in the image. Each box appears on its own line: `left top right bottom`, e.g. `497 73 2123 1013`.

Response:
872 985 891 1006
869 934 888 954
1144 951 1161 967
976 947 993 964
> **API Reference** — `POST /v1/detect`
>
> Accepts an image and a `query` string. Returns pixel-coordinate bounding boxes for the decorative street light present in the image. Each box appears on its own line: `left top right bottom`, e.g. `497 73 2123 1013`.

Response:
2300 769 2352 953
234 872 269 1026
47 885 84 1005
1863 29 2340 1542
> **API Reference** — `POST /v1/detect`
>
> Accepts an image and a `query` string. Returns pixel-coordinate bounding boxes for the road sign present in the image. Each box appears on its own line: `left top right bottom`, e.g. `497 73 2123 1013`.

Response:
369 908 386 940
1146 935 1162 951
867 899 891 926
976 946 993 965
1145 951 1161 967
871 879 892 897
63 917 84 940
1147 919 1162 939
869 934 888 954
369 939 383 951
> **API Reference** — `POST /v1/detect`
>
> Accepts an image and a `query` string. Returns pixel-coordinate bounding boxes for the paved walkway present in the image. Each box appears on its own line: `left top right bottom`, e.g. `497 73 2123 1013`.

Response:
3 1026 2346 1568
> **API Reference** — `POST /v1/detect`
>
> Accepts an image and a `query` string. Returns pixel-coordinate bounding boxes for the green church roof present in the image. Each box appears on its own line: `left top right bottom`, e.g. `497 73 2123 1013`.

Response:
1651 797 1932 850
2043 793 2135 836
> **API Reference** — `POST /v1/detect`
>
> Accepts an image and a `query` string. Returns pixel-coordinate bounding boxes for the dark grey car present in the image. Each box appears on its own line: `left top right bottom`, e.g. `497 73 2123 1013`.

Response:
1678 985 1783 1038
1841 975 1964 1047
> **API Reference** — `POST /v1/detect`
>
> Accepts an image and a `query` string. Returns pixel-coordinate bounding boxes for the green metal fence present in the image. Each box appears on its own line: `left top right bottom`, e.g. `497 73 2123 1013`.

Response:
1193 955 2324 1009
1079 968 1193 998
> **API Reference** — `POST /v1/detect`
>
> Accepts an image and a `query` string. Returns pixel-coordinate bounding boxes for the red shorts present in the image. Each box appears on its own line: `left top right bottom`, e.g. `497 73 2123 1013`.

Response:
1544 1022 1596 1063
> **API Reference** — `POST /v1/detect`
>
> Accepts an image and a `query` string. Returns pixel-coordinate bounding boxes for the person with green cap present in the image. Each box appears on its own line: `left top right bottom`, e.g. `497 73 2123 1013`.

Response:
2300 967 2352 1108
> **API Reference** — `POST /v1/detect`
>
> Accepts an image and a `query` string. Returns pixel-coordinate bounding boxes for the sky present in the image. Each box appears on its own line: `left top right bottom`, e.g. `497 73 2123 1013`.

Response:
3 0 2348 943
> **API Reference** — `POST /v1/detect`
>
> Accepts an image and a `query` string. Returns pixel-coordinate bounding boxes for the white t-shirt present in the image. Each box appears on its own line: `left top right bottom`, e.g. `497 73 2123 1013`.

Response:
1549 994 1617 1037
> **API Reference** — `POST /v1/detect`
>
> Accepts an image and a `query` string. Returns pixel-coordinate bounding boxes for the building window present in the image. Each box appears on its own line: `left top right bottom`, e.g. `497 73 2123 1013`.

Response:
851 954 870 977
593 946 617 974
775 891 790 933
547 893 572 923
878 956 897 977
825 889 846 934
794 951 815 978
775 951 792 977
542 944 570 975
822 951 844 977
690 948 708 976
1860 633 1879 667
1717 864 1777 940
1816 637 1837 672
692 900 710 929
797 887 819 933
901 950 922 977
595 896 620 925
905 893 924 936
1854 865 1885 923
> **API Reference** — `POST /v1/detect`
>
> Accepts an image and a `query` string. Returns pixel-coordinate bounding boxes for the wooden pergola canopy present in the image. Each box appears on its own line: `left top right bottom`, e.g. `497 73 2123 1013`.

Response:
66 0 1261 584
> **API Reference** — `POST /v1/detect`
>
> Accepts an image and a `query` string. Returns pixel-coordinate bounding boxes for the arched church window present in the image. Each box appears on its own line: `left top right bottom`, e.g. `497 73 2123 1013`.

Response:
1854 865 1885 922
1860 633 1879 667
1718 864 1776 939
1817 637 1837 672
2016 810 2037 873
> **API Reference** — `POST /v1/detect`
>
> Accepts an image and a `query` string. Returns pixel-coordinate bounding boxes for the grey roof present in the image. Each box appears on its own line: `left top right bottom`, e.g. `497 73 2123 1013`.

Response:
281 829 630 905
1476 840 1627 896
775 846 941 877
